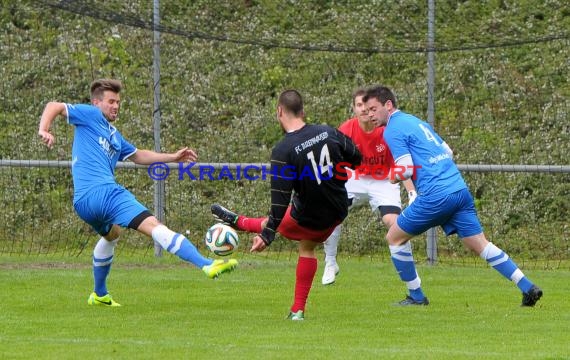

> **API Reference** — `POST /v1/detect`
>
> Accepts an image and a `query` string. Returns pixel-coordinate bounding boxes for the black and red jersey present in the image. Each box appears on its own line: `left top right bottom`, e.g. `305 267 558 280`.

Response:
260 124 362 244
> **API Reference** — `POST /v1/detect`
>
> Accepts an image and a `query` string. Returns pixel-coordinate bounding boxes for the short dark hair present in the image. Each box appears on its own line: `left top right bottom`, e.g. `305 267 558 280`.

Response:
352 87 367 106
278 89 304 117
363 85 398 108
90 79 122 101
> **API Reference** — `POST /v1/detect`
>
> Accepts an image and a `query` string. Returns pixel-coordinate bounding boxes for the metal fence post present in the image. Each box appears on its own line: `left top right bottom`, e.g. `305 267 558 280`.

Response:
426 0 438 265
152 0 164 257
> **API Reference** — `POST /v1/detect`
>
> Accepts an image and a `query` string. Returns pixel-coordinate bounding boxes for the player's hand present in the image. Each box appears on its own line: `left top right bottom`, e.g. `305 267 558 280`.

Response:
250 235 267 253
408 190 417 205
38 130 55 149
174 147 198 163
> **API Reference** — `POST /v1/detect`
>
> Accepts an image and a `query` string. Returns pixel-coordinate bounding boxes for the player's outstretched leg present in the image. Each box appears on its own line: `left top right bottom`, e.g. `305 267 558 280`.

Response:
152 224 238 279
211 204 265 233
389 242 429 306
322 225 341 285
479 242 543 306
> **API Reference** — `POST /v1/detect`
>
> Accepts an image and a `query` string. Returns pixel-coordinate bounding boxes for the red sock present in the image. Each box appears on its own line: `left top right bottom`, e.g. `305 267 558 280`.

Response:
291 257 318 313
236 216 264 233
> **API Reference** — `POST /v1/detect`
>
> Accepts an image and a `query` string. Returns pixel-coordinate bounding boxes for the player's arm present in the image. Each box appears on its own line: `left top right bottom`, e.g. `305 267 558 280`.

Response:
38 102 67 149
335 129 362 169
256 158 293 248
383 127 415 183
402 179 417 204
390 154 416 183
129 147 198 165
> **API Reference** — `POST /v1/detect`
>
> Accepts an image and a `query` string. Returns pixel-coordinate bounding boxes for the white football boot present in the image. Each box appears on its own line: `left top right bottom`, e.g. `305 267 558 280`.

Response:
321 262 340 285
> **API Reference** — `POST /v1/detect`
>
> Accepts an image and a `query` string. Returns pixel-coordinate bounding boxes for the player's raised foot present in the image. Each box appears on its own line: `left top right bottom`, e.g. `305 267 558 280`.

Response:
211 204 239 229
521 285 543 307
286 310 305 321
202 259 238 279
321 262 340 285
396 295 429 306
88 292 121 307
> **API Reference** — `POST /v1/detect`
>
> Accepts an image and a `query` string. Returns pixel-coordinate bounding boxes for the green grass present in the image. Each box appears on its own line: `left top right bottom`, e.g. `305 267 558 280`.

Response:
0 254 568 360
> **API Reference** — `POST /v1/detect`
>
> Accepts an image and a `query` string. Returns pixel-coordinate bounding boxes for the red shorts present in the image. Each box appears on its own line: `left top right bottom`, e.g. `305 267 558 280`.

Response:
277 206 340 243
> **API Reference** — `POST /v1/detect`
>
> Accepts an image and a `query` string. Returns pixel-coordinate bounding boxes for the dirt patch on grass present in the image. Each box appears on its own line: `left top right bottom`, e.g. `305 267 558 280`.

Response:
0 261 186 270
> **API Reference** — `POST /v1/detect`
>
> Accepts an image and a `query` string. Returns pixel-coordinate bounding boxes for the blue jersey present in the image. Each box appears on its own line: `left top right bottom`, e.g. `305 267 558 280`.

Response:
66 104 137 202
384 110 466 197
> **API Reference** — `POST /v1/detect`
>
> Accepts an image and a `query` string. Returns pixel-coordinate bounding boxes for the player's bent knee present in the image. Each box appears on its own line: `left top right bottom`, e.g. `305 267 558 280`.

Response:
104 225 121 241
386 225 413 245
130 211 160 236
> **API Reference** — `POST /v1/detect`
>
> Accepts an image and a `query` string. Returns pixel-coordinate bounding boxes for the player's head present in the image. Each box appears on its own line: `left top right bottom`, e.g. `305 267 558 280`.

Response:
351 87 369 125
90 79 122 122
278 89 304 117
277 89 305 131
363 85 397 127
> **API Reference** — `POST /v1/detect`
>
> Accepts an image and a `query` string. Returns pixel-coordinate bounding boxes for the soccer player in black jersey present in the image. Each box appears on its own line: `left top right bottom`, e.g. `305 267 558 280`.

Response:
212 89 362 320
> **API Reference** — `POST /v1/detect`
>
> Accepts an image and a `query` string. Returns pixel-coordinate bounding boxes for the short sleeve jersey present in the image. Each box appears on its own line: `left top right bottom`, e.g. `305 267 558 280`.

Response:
66 104 137 201
338 117 395 176
384 110 466 196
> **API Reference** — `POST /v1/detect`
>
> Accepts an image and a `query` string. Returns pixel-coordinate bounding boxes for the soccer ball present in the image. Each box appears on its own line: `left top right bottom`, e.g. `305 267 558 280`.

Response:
204 223 239 256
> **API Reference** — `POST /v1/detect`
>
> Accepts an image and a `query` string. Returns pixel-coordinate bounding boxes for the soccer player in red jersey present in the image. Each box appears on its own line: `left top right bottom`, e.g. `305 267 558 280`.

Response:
321 88 416 285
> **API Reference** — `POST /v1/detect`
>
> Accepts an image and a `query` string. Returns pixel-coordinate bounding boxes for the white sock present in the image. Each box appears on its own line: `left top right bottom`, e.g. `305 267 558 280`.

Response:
151 225 183 254
93 237 118 263
479 242 502 260
323 225 342 265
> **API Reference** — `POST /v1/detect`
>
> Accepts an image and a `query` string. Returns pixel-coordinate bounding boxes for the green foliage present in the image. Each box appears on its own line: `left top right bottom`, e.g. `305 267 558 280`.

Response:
0 0 569 258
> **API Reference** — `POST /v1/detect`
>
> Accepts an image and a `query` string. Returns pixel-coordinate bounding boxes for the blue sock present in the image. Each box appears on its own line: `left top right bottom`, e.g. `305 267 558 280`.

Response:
390 243 425 301
409 287 425 301
92 238 117 297
517 277 533 293
173 235 212 268
93 257 112 296
481 242 533 293
152 225 213 268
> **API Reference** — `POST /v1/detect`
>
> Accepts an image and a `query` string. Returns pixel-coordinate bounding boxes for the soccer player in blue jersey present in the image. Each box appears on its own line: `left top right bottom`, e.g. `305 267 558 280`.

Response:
38 79 237 306
363 85 542 307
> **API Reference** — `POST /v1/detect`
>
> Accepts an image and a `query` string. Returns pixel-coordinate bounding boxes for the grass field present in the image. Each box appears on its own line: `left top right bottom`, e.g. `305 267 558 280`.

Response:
0 253 568 360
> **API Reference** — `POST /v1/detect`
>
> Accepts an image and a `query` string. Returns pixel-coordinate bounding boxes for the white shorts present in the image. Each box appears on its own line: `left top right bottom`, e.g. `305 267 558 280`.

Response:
345 174 402 212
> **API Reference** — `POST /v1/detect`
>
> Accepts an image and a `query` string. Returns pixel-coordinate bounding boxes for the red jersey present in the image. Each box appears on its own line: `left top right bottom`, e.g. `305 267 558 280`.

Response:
338 117 395 177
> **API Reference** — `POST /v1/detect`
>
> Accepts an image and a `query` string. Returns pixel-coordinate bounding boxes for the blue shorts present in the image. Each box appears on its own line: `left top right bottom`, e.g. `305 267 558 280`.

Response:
397 188 483 238
73 184 149 236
